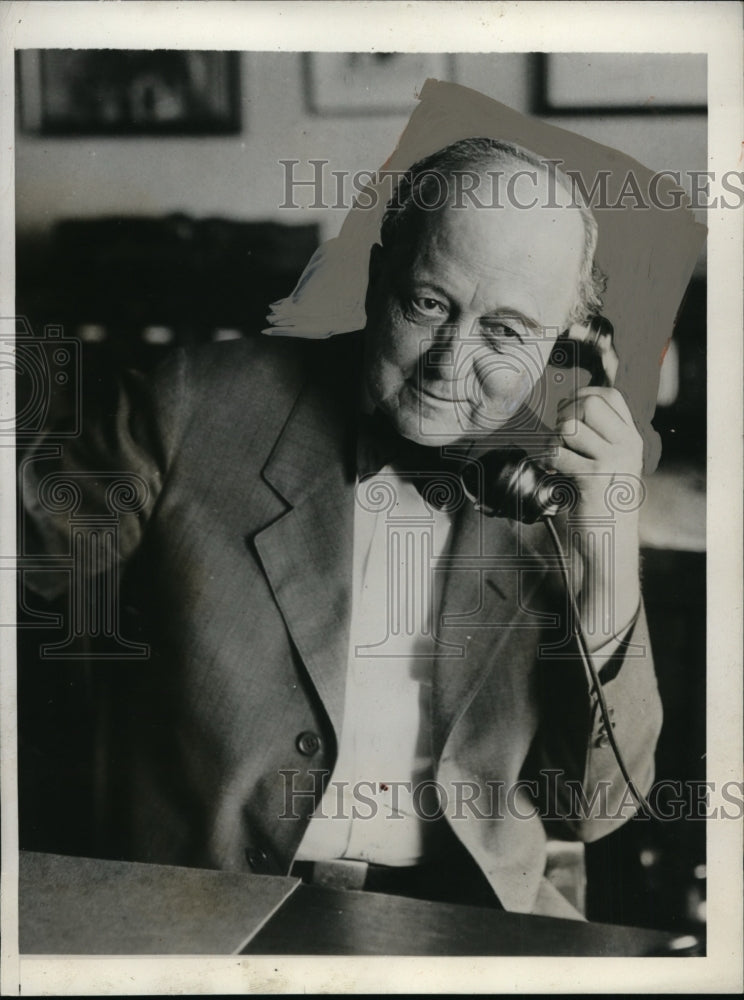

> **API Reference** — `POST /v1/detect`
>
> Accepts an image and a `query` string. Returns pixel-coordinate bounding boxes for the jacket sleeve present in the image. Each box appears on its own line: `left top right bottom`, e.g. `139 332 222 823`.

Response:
18 350 189 603
530 596 663 843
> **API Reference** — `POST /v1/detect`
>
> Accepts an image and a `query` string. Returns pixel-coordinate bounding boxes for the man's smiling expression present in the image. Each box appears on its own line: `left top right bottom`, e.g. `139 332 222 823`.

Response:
363 170 586 446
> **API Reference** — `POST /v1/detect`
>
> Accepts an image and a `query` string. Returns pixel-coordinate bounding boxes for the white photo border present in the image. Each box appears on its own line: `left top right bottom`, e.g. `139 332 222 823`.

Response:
1 1 741 994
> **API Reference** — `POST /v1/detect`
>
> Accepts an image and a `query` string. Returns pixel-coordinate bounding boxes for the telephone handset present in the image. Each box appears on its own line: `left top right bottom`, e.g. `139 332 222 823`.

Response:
460 315 618 524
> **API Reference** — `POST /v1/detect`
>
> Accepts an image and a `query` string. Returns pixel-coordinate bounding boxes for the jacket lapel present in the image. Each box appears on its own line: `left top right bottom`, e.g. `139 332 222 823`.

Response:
431 500 550 764
252 354 357 741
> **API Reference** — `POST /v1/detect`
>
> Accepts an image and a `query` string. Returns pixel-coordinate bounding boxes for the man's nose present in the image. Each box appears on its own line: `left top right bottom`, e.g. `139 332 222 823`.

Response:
422 325 458 382
421 323 487 384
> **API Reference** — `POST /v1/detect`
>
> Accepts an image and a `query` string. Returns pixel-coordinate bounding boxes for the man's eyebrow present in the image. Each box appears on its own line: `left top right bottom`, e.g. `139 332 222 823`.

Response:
408 279 452 301
482 307 541 331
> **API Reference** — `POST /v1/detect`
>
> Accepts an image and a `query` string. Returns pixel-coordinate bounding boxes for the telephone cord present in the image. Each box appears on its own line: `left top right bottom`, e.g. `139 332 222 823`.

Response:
542 515 660 822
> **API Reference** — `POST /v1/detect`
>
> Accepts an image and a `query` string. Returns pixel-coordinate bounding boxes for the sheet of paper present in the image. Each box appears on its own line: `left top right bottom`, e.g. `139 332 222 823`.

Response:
19 852 300 955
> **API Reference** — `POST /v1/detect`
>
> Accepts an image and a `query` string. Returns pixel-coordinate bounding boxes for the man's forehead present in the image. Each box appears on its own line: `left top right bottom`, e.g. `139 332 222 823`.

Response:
391 192 585 327
410 196 585 269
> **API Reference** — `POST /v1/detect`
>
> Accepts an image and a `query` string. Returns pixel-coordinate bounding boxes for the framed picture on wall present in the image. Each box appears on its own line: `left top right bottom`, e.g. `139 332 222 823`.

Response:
17 49 241 135
535 52 707 115
305 52 453 114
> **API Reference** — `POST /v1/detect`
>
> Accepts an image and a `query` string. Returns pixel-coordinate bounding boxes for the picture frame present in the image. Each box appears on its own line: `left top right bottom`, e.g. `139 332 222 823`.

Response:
305 51 453 114
17 49 241 136
534 52 707 115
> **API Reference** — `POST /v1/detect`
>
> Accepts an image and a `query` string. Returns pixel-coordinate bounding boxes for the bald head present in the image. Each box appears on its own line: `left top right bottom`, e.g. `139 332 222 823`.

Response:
379 137 606 326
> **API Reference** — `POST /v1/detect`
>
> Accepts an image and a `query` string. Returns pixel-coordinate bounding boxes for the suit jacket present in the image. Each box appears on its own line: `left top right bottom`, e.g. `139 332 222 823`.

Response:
23 331 663 914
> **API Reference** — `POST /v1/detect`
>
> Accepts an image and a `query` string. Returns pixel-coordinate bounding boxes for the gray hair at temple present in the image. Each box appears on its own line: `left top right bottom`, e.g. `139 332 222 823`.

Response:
379 137 607 327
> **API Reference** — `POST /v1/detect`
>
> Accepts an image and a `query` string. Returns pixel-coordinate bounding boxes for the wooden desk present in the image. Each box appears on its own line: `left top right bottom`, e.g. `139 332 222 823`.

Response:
243 883 679 957
20 852 681 957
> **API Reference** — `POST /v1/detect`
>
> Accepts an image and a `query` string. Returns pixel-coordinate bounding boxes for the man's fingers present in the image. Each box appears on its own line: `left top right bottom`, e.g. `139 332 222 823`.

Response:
551 445 592 478
557 397 618 444
560 386 634 427
556 417 610 460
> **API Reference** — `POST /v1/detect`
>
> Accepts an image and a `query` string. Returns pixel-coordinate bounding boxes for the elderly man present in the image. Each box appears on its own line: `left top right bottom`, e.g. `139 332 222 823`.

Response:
23 136 662 920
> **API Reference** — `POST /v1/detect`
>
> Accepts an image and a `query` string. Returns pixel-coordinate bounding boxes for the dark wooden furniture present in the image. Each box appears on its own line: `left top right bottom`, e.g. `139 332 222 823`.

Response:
19 852 683 957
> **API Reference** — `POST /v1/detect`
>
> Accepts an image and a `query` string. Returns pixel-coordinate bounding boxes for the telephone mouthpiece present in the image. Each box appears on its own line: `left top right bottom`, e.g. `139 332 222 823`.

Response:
460 448 577 523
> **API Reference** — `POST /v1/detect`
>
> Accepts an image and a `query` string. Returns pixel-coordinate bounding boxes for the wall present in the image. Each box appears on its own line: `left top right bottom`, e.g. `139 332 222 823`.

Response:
15 51 707 256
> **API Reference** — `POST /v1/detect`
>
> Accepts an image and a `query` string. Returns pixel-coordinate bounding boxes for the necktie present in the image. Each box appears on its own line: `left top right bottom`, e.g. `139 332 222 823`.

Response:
357 410 467 512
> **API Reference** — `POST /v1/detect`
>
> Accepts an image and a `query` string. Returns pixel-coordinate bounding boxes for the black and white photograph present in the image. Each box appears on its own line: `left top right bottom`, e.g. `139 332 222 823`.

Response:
1 1 741 995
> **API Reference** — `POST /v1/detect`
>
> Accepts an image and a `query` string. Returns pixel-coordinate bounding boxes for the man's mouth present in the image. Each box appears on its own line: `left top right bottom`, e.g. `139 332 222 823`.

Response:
413 382 469 404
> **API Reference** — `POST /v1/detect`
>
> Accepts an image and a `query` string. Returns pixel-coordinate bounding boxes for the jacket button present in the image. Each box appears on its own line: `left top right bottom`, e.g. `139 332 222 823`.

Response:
245 847 269 870
296 731 321 756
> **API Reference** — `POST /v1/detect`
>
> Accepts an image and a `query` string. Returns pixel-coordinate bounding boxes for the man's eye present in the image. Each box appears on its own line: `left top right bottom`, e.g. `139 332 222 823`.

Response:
412 297 447 318
482 320 525 344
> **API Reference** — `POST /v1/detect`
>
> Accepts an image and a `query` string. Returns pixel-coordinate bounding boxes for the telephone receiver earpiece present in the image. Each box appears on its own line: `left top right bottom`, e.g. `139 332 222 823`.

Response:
460 316 618 523
552 314 618 390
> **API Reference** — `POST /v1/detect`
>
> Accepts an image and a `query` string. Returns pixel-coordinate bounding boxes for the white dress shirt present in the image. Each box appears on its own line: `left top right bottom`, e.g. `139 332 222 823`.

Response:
296 462 453 865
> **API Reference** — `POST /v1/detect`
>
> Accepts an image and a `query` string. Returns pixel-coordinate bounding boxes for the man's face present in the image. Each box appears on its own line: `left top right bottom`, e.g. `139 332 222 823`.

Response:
362 175 586 446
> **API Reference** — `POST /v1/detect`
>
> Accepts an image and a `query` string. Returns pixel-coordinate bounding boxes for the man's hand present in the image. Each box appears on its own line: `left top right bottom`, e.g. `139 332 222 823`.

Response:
552 385 644 653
